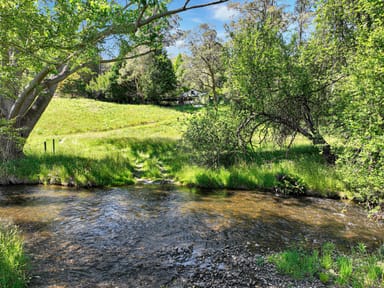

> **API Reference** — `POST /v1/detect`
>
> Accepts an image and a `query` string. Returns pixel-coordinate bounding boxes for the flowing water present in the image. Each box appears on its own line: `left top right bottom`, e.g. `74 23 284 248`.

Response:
0 185 383 287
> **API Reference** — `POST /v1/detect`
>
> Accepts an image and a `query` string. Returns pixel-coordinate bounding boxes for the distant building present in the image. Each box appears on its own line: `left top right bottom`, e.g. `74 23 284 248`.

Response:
178 89 205 105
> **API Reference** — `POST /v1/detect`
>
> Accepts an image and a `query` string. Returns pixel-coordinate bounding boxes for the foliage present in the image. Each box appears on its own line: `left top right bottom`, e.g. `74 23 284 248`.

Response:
182 109 241 167
0 119 25 161
275 173 307 196
57 64 99 98
322 0 384 208
0 222 29 288
269 242 384 287
182 24 226 106
172 53 188 93
225 1 337 163
0 0 227 160
87 48 177 104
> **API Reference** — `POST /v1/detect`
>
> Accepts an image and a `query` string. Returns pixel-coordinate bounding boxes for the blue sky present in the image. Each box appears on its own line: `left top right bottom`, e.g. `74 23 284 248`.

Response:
166 0 240 57
166 0 296 58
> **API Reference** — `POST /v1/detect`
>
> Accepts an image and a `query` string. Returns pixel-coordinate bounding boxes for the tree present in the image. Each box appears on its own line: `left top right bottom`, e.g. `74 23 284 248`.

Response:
183 24 226 107
0 0 228 161
117 48 177 104
315 0 384 206
87 47 176 104
225 0 338 163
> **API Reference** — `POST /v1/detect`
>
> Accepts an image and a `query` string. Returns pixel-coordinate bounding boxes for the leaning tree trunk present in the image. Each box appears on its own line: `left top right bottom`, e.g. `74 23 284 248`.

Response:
312 133 336 165
0 133 24 161
0 78 58 161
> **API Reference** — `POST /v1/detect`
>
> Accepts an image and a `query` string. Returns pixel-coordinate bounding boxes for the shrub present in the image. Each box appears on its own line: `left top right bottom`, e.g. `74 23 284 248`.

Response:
183 109 241 168
274 173 307 196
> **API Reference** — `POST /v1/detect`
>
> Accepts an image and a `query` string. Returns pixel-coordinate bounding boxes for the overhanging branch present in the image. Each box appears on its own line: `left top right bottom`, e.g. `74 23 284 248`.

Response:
139 0 228 27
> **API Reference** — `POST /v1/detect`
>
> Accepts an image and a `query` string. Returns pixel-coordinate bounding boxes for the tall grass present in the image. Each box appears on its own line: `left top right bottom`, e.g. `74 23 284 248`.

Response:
176 144 345 197
0 222 28 288
269 242 384 287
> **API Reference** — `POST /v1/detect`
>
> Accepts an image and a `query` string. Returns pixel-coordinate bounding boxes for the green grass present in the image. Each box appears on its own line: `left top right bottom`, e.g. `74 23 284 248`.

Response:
269 242 384 287
176 145 345 197
0 222 29 288
1 97 346 195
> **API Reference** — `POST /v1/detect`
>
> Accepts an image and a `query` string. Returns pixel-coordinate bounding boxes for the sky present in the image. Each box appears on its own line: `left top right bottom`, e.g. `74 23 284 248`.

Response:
165 0 240 57
165 0 296 58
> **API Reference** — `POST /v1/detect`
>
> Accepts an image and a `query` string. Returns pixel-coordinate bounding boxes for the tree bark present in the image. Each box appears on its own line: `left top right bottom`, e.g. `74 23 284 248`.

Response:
0 134 24 161
312 133 336 165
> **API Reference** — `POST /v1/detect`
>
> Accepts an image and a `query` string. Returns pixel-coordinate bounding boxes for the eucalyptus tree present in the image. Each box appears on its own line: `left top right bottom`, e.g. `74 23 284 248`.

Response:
0 0 228 161
225 0 339 163
183 24 226 107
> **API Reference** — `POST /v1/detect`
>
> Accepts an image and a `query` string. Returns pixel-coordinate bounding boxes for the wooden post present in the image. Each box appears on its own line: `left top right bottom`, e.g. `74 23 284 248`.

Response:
52 139 55 154
44 141 47 153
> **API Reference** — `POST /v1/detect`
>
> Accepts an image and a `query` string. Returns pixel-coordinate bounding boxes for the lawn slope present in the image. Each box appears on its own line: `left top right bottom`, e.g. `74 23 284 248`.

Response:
1 97 346 196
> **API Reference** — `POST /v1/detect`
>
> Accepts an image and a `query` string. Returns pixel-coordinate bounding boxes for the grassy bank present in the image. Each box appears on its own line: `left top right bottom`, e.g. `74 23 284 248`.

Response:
268 242 384 287
0 222 29 287
1 98 345 196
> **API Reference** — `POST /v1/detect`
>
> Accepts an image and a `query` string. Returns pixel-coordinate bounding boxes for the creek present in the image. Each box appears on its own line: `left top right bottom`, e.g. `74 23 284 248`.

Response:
0 185 383 287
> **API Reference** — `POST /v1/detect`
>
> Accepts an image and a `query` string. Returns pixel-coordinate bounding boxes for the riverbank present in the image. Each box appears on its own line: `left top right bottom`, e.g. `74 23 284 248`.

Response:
0 98 347 198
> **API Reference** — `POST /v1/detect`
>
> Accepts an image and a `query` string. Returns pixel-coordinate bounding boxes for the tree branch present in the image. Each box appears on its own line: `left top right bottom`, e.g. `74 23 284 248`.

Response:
48 48 156 85
139 0 228 27
8 66 52 119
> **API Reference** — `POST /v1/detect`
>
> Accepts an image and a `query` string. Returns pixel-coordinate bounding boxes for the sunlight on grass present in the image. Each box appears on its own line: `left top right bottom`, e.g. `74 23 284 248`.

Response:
0 222 28 288
269 242 384 287
1 97 346 194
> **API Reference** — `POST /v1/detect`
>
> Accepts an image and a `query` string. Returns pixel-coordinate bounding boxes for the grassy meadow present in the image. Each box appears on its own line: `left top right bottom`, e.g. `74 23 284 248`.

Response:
1 97 346 197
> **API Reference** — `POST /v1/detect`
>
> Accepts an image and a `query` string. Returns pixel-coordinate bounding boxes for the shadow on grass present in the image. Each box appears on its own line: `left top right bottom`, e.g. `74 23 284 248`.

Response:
161 104 203 114
5 153 136 186
247 144 324 165
97 137 180 159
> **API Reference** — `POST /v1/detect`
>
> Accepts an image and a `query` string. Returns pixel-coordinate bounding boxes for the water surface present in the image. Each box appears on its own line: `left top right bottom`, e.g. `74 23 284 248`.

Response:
0 185 382 287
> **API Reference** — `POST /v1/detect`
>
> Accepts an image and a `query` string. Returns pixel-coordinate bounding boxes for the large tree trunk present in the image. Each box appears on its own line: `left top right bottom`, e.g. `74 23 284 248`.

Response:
0 80 58 161
0 133 24 161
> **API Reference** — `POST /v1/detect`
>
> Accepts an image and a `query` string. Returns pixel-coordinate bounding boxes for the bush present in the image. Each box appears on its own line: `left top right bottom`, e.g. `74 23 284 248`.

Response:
183 109 241 168
274 173 307 196
338 141 384 209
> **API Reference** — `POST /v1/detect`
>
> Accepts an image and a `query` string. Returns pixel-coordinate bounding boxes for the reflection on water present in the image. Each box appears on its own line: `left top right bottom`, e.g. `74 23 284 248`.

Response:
0 185 383 287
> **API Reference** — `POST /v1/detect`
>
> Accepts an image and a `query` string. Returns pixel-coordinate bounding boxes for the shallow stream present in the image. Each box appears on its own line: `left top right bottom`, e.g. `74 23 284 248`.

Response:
0 185 382 287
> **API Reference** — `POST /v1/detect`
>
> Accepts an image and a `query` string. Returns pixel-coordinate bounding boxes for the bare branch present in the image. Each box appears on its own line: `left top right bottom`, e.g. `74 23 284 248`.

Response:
100 49 155 64
48 48 156 85
135 4 149 30
183 0 191 9
139 0 228 27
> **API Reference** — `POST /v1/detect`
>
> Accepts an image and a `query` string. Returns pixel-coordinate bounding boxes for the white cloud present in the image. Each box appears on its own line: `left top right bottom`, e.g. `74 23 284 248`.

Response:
175 39 185 48
166 39 187 58
192 17 203 24
211 5 238 22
